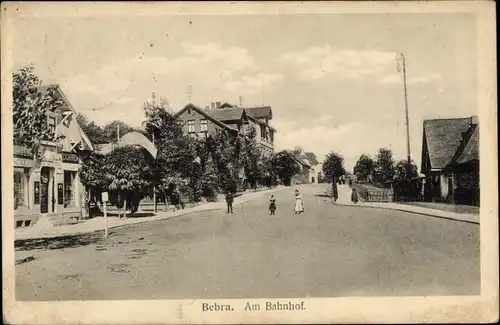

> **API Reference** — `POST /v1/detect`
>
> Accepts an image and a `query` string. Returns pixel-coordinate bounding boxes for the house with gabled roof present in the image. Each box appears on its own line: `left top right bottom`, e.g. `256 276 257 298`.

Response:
304 152 323 184
420 115 479 205
13 85 94 228
174 101 276 157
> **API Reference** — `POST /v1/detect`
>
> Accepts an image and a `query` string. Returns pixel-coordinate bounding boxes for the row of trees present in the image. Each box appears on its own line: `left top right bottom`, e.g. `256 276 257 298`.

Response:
13 65 310 214
353 148 418 186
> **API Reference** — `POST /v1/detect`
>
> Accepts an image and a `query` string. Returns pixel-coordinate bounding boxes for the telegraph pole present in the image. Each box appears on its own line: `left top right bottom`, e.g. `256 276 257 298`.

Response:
186 85 193 102
396 53 411 164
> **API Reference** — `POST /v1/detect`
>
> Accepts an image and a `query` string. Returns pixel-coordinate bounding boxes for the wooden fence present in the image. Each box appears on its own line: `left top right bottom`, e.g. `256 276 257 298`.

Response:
353 184 393 203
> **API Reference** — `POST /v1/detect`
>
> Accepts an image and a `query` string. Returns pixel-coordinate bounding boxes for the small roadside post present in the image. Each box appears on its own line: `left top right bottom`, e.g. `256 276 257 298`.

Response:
102 191 109 238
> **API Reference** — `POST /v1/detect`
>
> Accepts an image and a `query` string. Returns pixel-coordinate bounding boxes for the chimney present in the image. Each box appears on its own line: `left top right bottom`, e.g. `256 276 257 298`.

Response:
210 102 216 110
216 101 221 109
470 115 478 125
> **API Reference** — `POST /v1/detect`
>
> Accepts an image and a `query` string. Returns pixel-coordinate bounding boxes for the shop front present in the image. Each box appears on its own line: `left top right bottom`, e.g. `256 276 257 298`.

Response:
14 143 85 228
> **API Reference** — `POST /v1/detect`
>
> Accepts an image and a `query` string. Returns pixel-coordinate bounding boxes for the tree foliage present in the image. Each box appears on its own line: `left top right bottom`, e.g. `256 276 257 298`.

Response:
353 154 374 182
241 126 264 189
393 159 418 183
13 65 63 152
271 151 300 186
207 129 243 193
322 152 346 182
371 148 395 184
76 113 108 145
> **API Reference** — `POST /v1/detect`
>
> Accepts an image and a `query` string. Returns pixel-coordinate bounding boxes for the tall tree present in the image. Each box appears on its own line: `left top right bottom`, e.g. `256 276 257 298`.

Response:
353 154 374 182
142 100 201 200
102 120 140 142
393 159 418 182
12 65 63 154
271 151 300 186
207 129 243 193
322 152 346 182
76 113 108 145
322 152 346 202
241 127 264 190
371 148 395 185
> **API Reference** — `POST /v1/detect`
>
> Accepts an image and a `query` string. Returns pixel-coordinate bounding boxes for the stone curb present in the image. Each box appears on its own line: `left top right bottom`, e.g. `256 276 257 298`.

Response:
332 201 479 225
15 187 289 241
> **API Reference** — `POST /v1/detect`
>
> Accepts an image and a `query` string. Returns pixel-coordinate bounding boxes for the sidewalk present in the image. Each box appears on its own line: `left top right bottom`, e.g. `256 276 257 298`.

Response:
15 186 289 241
326 184 479 224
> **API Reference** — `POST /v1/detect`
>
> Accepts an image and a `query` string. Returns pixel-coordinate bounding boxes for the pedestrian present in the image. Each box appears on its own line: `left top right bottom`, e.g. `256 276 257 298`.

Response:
332 181 339 203
351 187 358 203
294 189 304 214
225 191 234 214
269 194 277 215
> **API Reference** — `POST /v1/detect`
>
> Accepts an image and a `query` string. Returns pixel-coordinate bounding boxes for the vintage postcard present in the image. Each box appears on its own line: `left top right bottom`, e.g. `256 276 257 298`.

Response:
2 1 498 324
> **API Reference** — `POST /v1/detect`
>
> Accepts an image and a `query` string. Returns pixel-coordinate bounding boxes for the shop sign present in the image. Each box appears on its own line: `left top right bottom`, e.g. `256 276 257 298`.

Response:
13 157 35 168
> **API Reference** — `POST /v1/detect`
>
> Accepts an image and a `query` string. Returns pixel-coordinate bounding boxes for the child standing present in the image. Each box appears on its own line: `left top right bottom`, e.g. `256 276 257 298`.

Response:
269 195 277 215
225 191 234 213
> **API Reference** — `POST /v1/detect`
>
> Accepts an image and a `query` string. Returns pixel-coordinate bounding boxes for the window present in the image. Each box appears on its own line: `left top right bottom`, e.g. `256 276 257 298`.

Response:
47 116 56 137
200 119 208 132
13 169 26 209
187 120 195 133
64 171 74 207
197 132 207 139
260 126 266 140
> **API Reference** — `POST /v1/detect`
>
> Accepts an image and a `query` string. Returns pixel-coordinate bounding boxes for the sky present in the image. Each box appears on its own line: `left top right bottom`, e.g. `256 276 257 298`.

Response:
12 12 478 171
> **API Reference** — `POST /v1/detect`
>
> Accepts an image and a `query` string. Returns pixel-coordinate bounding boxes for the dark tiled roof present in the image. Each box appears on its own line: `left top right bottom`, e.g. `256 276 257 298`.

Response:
454 124 479 165
207 107 244 121
243 106 272 120
305 152 319 165
423 117 473 169
175 104 238 133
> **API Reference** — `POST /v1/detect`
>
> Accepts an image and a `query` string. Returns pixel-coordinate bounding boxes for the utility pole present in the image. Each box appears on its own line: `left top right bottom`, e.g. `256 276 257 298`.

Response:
186 85 193 102
396 53 411 164
152 132 157 213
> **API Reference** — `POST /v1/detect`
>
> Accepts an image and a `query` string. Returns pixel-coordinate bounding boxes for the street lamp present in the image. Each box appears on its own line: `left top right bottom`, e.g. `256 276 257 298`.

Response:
396 53 411 165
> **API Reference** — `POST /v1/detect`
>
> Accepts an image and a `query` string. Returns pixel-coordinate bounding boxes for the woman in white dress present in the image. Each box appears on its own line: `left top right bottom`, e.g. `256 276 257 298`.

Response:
294 189 304 214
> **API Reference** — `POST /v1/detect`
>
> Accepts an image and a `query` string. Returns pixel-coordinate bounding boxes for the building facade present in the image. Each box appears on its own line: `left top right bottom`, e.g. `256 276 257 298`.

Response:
420 115 479 205
174 102 276 157
13 85 94 228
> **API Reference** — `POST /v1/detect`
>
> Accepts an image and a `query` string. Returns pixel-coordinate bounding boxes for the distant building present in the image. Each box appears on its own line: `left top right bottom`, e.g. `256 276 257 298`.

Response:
303 152 323 184
420 115 479 205
13 85 94 228
173 102 276 157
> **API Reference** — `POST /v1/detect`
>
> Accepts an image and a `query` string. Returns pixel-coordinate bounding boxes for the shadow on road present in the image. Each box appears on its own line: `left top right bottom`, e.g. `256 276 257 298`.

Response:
15 232 104 252
314 194 331 198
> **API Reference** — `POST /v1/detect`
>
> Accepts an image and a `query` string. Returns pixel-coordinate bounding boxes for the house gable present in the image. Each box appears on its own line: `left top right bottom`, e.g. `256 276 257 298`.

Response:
174 104 238 134
40 84 94 152
423 117 472 170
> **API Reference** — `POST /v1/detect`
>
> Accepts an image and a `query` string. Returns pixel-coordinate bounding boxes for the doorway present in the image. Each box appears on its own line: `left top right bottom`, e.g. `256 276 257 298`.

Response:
40 167 50 213
311 177 315 184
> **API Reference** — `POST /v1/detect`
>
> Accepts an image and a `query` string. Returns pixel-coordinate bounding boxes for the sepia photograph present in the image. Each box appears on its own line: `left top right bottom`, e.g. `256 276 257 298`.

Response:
2 1 498 324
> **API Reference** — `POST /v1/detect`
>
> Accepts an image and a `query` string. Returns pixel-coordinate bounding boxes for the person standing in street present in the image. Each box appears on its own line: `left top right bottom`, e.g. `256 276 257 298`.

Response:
332 180 339 203
269 194 277 215
294 189 304 214
351 187 358 204
225 191 234 214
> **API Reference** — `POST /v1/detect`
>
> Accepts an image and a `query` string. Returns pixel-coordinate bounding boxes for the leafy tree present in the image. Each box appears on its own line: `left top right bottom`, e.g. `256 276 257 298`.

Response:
393 159 418 182
207 129 243 193
76 113 108 145
353 154 374 182
322 152 346 182
322 152 345 202
241 127 264 190
103 120 140 142
271 151 300 186
13 65 63 154
142 100 202 201
371 148 395 185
